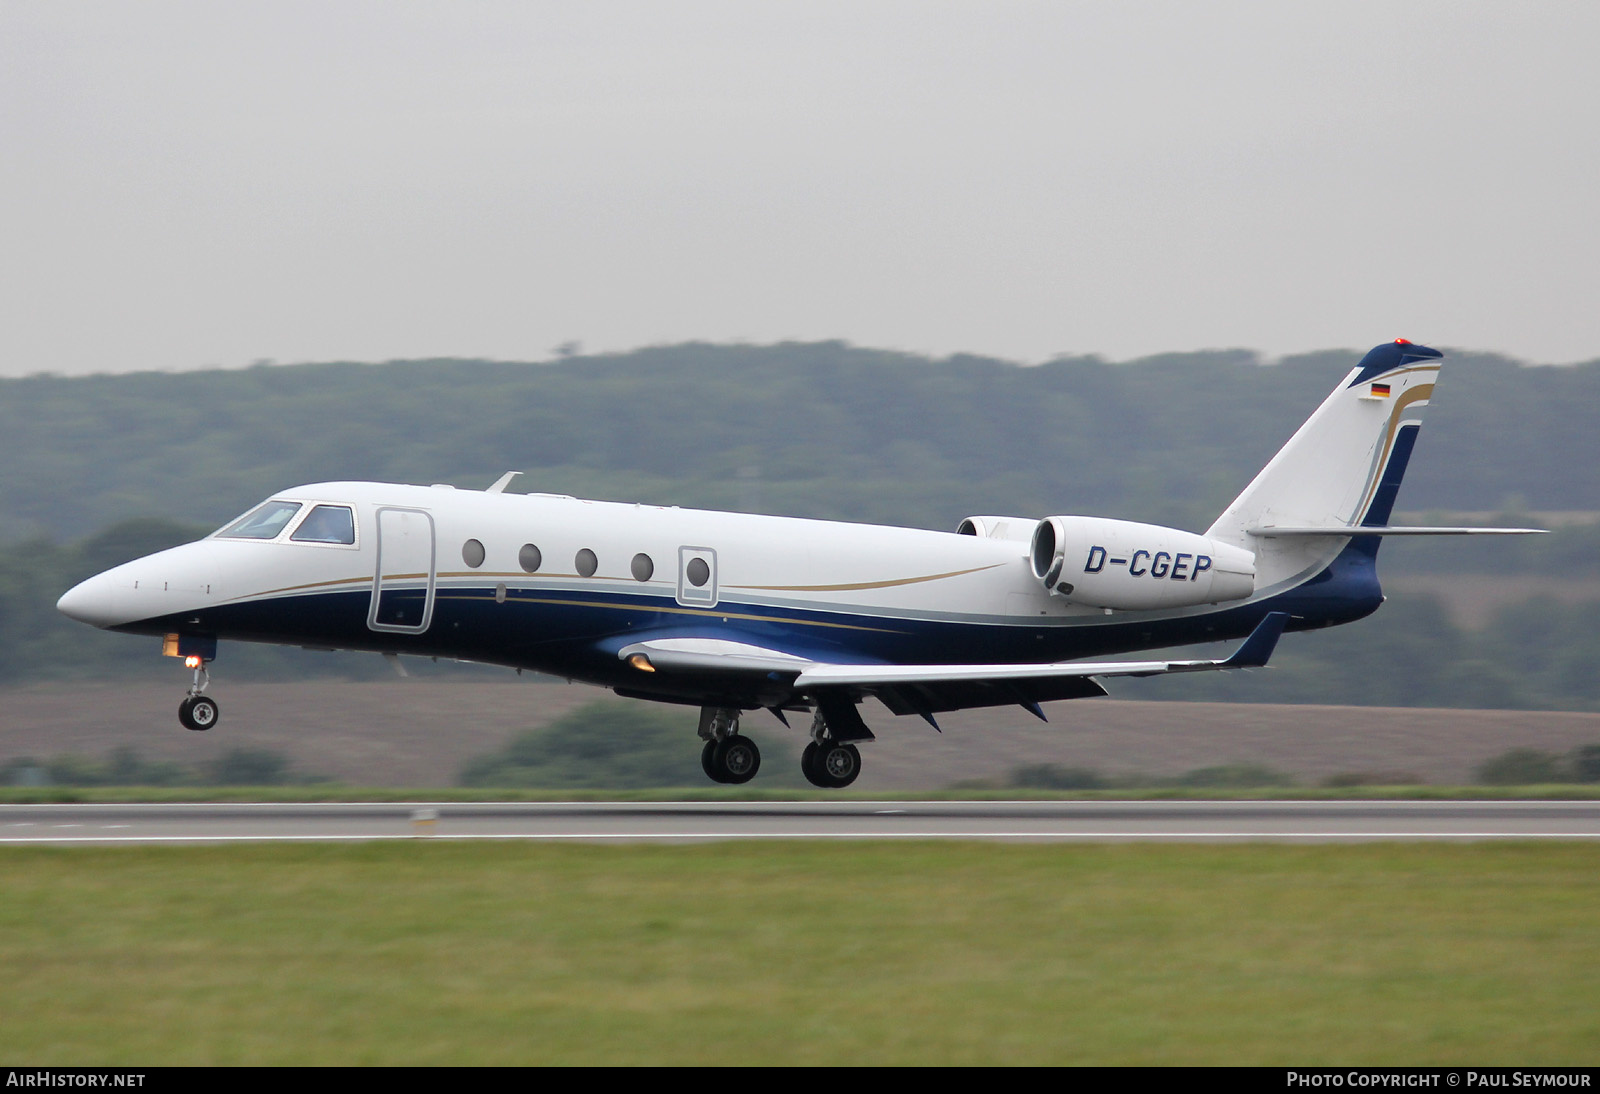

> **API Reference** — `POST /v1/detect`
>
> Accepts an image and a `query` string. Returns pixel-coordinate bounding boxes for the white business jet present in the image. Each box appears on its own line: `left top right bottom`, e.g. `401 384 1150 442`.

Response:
57 340 1539 787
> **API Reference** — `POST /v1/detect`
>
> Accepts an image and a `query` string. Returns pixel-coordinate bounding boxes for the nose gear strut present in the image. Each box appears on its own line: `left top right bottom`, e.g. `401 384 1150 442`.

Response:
178 657 219 731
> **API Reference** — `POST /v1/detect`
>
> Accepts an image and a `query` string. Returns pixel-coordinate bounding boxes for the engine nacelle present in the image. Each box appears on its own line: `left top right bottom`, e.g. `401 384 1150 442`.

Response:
955 515 1038 543
1029 516 1255 610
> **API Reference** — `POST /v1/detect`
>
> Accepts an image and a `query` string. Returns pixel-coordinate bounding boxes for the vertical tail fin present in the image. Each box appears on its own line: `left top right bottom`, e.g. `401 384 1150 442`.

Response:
1205 340 1442 599
1207 340 1443 547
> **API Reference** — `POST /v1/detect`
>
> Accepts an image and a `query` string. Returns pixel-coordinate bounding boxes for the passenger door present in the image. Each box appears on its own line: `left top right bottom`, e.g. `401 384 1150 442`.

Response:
368 507 437 634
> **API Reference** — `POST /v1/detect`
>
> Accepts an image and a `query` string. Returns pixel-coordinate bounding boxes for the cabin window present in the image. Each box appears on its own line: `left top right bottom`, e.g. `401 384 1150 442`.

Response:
290 505 356 545
575 548 598 577
519 544 542 573
217 500 303 540
462 539 486 568
686 557 710 587
631 553 654 581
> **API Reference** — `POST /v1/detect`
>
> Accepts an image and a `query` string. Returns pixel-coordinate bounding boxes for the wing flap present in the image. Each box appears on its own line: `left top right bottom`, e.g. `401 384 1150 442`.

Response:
873 677 1108 717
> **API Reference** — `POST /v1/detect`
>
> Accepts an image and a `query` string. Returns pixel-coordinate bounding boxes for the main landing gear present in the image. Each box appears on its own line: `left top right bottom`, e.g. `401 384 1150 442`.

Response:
695 702 874 788
698 706 761 784
801 695 876 789
801 708 865 789
801 739 861 789
177 657 219 732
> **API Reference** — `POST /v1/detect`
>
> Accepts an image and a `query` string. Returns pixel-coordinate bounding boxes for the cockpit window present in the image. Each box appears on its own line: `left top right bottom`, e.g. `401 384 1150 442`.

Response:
217 500 303 540
291 505 357 545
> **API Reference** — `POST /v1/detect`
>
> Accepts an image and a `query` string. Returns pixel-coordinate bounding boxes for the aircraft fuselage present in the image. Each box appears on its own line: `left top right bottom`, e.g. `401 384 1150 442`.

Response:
63 481 1373 709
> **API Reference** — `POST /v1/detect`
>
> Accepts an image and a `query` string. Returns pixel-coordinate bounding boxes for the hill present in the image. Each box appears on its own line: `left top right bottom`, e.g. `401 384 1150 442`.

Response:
4 341 1596 542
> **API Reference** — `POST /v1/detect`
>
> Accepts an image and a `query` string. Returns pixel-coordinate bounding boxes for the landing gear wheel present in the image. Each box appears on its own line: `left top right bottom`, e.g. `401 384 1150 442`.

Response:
802 740 861 789
179 695 219 732
701 740 727 783
711 734 761 784
801 741 827 788
819 742 861 788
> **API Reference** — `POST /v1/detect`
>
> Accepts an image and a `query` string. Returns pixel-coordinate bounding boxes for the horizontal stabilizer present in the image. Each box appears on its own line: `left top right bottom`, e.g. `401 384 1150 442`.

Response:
1248 525 1546 537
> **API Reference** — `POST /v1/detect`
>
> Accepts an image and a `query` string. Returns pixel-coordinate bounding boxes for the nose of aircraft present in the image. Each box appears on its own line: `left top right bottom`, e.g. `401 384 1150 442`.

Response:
57 542 224 630
57 572 121 628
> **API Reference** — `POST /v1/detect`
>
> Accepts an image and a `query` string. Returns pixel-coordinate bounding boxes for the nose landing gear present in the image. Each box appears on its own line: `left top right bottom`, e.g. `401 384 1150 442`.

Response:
179 695 219 731
177 656 219 731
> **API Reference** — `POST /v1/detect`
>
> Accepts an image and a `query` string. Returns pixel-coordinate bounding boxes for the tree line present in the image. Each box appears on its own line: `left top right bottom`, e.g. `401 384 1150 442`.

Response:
3 341 1596 542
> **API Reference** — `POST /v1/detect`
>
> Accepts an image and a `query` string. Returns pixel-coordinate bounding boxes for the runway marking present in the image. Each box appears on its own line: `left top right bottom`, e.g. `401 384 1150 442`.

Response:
4 832 1600 844
6 799 1600 810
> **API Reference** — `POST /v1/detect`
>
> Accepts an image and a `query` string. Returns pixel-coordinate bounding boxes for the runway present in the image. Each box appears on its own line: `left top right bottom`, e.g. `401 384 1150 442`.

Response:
4 799 1600 843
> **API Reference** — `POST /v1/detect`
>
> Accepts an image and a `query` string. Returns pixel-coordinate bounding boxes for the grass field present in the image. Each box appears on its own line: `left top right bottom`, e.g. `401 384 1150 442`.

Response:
3 842 1599 1064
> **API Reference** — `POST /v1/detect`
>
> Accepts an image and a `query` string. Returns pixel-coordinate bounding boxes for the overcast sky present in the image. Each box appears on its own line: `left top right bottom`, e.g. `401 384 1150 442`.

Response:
3 1 1597 376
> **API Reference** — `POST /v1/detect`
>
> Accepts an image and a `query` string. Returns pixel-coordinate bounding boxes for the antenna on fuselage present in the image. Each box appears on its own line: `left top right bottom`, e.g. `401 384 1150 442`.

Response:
486 471 524 494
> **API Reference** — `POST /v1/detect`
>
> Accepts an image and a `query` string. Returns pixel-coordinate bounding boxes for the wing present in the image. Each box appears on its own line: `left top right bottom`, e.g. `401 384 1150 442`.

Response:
615 612 1289 720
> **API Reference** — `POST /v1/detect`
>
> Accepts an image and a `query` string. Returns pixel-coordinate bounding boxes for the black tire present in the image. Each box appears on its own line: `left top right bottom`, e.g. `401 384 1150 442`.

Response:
701 739 727 783
818 742 860 788
801 741 832 789
713 735 761 784
179 695 219 732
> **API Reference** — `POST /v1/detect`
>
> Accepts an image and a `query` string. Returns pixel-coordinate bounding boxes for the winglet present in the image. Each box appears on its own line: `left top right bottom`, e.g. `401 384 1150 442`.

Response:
1221 612 1289 669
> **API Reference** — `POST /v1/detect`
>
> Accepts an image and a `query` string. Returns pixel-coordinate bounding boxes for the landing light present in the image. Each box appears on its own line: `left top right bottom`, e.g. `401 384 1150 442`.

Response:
184 655 203 669
627 653 655 672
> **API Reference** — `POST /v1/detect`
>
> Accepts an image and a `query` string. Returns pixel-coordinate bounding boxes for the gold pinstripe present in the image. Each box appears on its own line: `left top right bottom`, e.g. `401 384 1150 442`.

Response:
243 562 1007 602
432 593 903 633
726 562 1006 593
